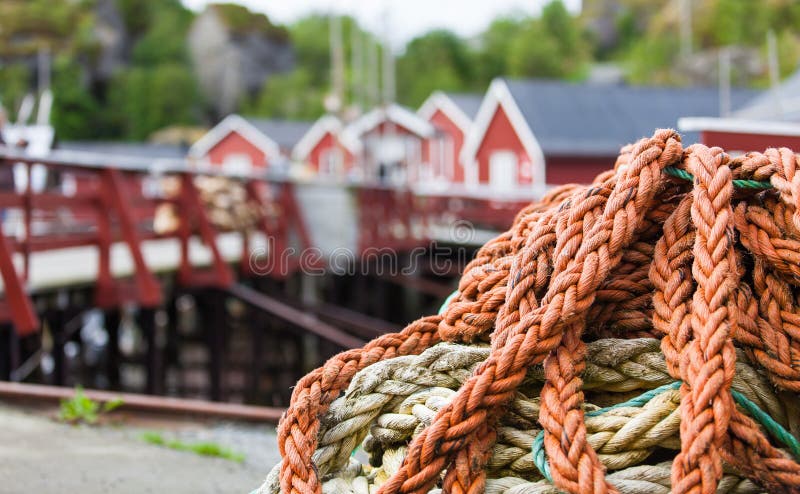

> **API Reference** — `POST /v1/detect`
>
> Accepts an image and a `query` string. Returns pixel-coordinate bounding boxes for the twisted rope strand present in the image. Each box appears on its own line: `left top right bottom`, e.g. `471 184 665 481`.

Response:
672 145 737 494
270 133 800 494
376 130 683 494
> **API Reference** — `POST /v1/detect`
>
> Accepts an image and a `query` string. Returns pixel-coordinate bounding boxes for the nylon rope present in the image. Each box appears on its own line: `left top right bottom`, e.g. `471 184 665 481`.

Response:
267 134 800 494
532 381 800 482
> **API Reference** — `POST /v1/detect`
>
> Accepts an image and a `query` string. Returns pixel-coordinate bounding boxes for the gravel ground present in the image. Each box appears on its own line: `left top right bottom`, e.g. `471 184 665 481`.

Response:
0 403 280 494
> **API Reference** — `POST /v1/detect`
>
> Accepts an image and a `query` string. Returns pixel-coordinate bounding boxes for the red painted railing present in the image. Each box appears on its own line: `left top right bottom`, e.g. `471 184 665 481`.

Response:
0 147 535 337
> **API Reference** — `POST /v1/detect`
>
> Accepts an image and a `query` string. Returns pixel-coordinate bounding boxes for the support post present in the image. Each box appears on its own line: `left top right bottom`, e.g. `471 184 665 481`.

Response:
0 324 14 381
248 306 265 404
164 297 180 393
138 307 161 395
104 309 121 390
45 307 66 386
200 289 227 402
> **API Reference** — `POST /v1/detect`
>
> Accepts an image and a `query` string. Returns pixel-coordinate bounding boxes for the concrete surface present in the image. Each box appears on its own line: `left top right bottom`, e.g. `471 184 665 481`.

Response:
0 404 279 494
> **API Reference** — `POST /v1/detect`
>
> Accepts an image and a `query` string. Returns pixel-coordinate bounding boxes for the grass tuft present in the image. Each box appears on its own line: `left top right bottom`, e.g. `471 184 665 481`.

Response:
58 386 124 425
140 431 245 463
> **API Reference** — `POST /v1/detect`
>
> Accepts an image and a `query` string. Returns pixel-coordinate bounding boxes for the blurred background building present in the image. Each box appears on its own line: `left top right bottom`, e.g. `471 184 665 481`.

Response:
0 0 799 404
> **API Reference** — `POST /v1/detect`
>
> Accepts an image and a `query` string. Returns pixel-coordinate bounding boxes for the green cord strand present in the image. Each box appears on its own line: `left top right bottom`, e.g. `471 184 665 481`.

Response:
438 290 459 315
663 166 772 189
532 381 800 482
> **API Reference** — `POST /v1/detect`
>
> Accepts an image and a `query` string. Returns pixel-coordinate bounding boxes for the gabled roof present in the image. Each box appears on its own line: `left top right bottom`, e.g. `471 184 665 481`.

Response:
188 114 312 159
734 67 800 122
59 141 187 160
345 104 435 141
245 118 313 150
464 78 758 162
501 78 756 156
445 93 483 121
418 91 482 133
292 115 361 161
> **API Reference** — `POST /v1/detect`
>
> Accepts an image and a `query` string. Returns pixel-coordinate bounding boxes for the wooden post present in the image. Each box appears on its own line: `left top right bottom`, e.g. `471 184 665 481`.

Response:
164 296 180 393
44 305 66 386
138 307 160 395
104 309 121 390
0 324 16 380
200 289 227 402
248 306 265 404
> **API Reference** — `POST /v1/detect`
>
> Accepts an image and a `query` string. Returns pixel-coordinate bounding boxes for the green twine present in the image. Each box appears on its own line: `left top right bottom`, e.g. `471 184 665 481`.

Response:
731 389 800 460
439 290 459 315
532 381 800 482
531 381 680 482
585 382 681 417
663 166 772 190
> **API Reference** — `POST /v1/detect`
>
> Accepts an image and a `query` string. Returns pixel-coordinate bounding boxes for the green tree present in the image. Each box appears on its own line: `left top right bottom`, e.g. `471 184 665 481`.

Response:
507 1 588 79
287 16 331 87
109 64 198 140
508 22 564 78
51 58 108 140
614 0 800 86
396 30 473 107
131 7 194 66
474 17 525 85
246 15 379 119
0 64 30 118
245 68 324 120
288 16 378 91
625 33 681 85
707 0 772 46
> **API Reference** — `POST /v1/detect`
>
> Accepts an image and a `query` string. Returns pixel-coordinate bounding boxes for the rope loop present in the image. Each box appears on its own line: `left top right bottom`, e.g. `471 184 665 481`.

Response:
269 130 800 494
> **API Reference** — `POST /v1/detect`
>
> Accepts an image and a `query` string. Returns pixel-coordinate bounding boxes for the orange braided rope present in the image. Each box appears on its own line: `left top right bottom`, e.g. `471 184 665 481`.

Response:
377 130 683 494
671 145 737 494
274 130 800 494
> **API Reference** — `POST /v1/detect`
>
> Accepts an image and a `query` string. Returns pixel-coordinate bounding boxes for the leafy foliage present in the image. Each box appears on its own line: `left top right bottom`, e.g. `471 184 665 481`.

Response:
473 17 525 86
50 59 105 140
508 1 589 79
58 386 124 425
108 63 199 140
0 64 31 116
244 68 324 120
131 8 194 66
211 3 289 41
396 30 475 107
620 0 800 85
1 0 799 140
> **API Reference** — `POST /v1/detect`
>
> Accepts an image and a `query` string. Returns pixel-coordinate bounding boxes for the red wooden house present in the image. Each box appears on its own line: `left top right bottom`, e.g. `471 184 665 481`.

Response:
417 91 482 185
340 104 436 185
462 78 757 196
679 68 800 151
291 115 361 180
189 114 311 174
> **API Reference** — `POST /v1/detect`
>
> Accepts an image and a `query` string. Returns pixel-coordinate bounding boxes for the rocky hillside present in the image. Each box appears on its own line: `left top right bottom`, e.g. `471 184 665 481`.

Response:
0 0 295 139
188 4 294 117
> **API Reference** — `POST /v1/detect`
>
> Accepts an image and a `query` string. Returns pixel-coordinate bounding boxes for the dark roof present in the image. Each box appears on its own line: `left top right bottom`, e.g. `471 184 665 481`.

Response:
734 68 800 121
244 118 313 150
503 79 758 156
58 141 188 159
444 92 483 121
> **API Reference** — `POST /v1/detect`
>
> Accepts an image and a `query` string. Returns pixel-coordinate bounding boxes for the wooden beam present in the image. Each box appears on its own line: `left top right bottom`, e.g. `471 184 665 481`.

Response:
0 381 283 422
228 283 364 349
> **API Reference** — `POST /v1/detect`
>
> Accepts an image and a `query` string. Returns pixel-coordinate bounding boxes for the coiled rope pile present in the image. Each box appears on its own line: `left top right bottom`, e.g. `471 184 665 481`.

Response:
257 130 800 493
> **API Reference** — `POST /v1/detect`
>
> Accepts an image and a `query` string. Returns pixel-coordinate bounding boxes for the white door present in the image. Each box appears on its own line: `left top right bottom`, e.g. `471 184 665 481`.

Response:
490 151 517 191
223 153 253 174
320 148 344 177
